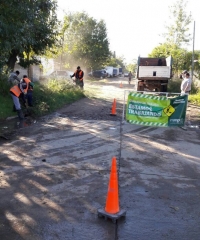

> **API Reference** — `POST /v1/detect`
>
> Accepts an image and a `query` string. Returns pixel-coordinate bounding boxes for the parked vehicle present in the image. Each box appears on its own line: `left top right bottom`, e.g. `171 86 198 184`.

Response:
88 69 108 79
113 68 119 77
124 72 129 77
119 68 123 76
137 56 172 92
105 66 114 77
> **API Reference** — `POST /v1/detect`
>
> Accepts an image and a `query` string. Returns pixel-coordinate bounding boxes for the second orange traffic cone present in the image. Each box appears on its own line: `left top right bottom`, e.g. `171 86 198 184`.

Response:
110 98 116 116
105 157 119 214
120 82 123 88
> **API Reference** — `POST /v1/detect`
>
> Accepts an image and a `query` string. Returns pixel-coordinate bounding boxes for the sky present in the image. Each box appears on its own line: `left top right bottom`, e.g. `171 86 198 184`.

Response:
57 0 199 63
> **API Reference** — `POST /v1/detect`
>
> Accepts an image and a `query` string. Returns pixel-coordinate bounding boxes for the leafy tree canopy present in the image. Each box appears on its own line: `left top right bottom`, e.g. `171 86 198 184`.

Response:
149 43 186 74
59 12 110 71
0 0 59 70
125 61 137 74
149 43 200 78
163 0 192 47
149 0 195 76
106 53 125 69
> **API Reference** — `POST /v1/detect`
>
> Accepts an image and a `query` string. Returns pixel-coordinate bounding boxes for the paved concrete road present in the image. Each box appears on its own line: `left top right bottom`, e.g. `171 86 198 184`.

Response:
0 78 200 239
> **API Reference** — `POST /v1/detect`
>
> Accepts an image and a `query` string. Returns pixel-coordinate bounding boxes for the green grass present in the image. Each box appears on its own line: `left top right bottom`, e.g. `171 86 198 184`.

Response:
168 78 200 106
0 78 85 120
32 79 85 116
189 92 200 105
0 95 16 119
168 78 199 94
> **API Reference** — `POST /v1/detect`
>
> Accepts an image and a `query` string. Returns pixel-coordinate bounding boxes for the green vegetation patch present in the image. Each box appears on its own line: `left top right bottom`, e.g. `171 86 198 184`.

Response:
189 92 200 105
168 78 199 94
30 79 85 116
0 78 85 120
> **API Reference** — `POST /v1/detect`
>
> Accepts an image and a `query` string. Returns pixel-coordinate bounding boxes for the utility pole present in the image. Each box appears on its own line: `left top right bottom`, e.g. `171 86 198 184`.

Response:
191 21 195 81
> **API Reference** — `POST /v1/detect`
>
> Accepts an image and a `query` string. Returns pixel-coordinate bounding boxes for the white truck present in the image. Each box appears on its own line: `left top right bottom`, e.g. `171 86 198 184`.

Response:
137 56 173 92
113 68 119 77
119 67 123 76
105 66 114 77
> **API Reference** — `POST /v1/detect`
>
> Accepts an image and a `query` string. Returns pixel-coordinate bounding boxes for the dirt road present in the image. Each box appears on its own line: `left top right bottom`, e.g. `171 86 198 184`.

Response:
0 77 200 240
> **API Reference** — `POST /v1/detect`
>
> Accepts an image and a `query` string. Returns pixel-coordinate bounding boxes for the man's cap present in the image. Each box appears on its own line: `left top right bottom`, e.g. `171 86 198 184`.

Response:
182 70 187 74
77 66 80 69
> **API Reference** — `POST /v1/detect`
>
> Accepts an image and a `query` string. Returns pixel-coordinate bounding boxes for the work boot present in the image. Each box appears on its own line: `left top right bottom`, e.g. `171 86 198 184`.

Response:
17 110 24 120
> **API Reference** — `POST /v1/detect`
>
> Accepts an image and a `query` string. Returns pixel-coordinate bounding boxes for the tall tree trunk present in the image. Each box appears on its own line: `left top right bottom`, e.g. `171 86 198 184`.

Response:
7 50 19 71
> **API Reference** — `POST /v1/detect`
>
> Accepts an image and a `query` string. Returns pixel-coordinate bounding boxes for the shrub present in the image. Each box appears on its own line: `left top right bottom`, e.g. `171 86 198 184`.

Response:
0 71 10 96
189 91 200 105
32 79 85 116
168 77 199 94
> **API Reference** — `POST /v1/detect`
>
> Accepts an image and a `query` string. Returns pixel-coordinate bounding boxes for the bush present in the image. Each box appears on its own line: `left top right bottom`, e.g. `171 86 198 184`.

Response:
0 77 85 120
32 79 85 116
0 72 10 96
189 91 200 105
168 77 199 94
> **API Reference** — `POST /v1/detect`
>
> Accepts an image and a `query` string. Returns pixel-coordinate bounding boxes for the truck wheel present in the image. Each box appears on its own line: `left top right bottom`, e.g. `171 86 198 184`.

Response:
161 85 167 92
137 83 144 92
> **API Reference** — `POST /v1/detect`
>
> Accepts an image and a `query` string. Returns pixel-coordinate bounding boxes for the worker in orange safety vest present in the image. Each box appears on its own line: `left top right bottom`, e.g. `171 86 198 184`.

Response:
22 75 34 107
70 66 84 89
10 80 27 120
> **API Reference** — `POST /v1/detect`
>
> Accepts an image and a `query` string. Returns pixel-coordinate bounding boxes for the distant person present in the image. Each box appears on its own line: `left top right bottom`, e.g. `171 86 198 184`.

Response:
8 70 20 86
70 66 84 89
10 79 28 120
128 71 132 84
181 72 192 95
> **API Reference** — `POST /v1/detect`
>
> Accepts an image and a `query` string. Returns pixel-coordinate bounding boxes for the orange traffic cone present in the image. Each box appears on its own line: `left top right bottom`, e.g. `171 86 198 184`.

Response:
110 99 116 116
105 157 119 214
97 157 126 223
120 82 123 88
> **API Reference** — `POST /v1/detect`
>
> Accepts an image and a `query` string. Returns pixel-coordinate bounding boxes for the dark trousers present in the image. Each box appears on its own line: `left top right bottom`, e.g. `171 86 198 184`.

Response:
75 79 84 89
26 90 33 106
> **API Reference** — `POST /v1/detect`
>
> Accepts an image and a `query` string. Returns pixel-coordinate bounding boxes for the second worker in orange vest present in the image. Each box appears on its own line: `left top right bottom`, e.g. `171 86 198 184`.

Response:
10 80 28 120
22 75 34 107
70 66 84 89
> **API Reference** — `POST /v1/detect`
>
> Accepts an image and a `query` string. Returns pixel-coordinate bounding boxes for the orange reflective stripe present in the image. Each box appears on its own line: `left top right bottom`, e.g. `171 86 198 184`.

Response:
74 70 83 80
24 78 31 83
24 78 31 93
10 85 21 97
79 70 83 80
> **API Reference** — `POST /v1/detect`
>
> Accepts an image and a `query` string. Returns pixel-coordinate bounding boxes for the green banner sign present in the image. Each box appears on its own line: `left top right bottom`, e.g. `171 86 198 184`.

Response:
126 93 187 127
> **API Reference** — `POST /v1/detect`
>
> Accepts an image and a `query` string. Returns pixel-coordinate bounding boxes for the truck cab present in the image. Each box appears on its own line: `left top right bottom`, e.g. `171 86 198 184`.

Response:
137 56 172 92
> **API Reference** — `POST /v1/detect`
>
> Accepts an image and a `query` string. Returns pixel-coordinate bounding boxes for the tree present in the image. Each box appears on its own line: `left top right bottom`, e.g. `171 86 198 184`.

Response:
125 61 137 74
106 53 126 70
163 0 192 47
149 43 200 78
184 51 200 79
60 12 110 70
0 0 59 71
149 43 187 74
